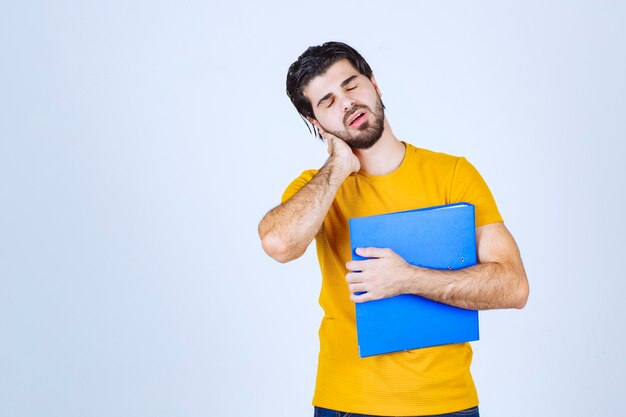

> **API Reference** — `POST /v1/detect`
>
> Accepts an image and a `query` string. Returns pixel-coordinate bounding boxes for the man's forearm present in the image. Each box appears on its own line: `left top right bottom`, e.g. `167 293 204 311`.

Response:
405 260 528 310
347 223 529 309
259 156 350 263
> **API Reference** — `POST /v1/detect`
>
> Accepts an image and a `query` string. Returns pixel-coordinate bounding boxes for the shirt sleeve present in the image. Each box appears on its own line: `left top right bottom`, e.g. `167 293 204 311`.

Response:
280 169 319 204
449 157 503 227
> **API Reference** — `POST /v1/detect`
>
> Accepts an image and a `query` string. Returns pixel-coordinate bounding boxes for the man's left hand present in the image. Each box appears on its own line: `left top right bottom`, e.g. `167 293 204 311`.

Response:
345 247 412 303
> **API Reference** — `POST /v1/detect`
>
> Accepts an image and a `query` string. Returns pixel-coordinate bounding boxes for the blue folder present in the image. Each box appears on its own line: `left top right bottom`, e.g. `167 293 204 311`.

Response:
349 203 479 357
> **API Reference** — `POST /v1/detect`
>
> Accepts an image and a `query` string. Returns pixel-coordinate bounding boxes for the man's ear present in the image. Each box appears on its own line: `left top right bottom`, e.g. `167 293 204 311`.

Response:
306 116 321 129
306 116 323 133
370 74 382 97
306 116 325 138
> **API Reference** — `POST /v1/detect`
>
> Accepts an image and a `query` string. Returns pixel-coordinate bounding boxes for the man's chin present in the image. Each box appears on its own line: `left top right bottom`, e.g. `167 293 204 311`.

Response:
326 122 383 149
345 135 381 150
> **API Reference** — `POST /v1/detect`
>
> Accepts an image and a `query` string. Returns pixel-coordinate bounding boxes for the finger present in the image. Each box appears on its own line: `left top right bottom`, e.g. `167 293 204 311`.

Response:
322 131 335 151
322 128 343 143
345 272 364 283
346 259 371 271
355 247 394 259
319 127 333 141
348 283 367 293
324 133 338 145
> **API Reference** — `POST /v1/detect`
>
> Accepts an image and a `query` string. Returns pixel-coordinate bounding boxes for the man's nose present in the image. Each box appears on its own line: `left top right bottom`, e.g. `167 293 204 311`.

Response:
342 96 356 112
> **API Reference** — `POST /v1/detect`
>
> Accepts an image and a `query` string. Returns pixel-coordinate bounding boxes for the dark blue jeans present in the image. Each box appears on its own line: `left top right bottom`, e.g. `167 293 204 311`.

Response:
314 405 479 417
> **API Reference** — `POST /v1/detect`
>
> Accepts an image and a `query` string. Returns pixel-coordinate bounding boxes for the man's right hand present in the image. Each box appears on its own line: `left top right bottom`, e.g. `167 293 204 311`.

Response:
319 127 361 176
259 127 360 263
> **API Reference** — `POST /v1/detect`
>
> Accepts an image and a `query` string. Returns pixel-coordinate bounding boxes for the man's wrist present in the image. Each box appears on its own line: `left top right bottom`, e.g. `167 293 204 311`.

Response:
325 155 353 182
402 264 425 296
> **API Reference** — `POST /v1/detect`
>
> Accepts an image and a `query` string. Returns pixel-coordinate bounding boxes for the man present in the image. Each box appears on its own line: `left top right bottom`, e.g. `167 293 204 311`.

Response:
258 41 529 417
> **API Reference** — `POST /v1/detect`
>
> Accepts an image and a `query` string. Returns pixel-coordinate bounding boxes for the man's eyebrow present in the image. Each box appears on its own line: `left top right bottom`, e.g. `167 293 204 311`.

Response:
316 75 359 108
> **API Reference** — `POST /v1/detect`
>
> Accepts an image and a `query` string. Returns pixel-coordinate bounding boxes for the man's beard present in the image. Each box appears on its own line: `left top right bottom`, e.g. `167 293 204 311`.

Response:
321 96 385 150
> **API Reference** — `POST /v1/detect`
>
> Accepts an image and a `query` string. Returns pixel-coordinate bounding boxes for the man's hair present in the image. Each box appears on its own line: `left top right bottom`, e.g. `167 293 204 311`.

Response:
286 41 377 138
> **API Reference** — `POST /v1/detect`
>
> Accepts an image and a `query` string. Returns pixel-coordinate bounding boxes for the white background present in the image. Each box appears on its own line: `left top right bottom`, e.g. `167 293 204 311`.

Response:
1 1 625 416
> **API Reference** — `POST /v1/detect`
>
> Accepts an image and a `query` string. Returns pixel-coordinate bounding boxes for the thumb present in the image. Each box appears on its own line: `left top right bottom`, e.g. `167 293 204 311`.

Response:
355 247 392 259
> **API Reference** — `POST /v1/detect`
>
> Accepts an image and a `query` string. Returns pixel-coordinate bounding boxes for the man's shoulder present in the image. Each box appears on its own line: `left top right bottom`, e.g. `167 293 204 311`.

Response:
405 142 462 169
297 168 319 180
281 169 318 203
285 168 319 186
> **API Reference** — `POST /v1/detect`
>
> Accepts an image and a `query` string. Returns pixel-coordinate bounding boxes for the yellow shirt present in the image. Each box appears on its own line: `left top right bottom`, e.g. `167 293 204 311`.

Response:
281 143 503 416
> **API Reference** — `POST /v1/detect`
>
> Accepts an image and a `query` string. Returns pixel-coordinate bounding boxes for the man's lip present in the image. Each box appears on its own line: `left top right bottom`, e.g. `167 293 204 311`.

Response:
348 110 367 126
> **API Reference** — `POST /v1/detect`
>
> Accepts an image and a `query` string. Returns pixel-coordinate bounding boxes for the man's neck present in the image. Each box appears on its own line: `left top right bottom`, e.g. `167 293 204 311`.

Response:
353 119 406 176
